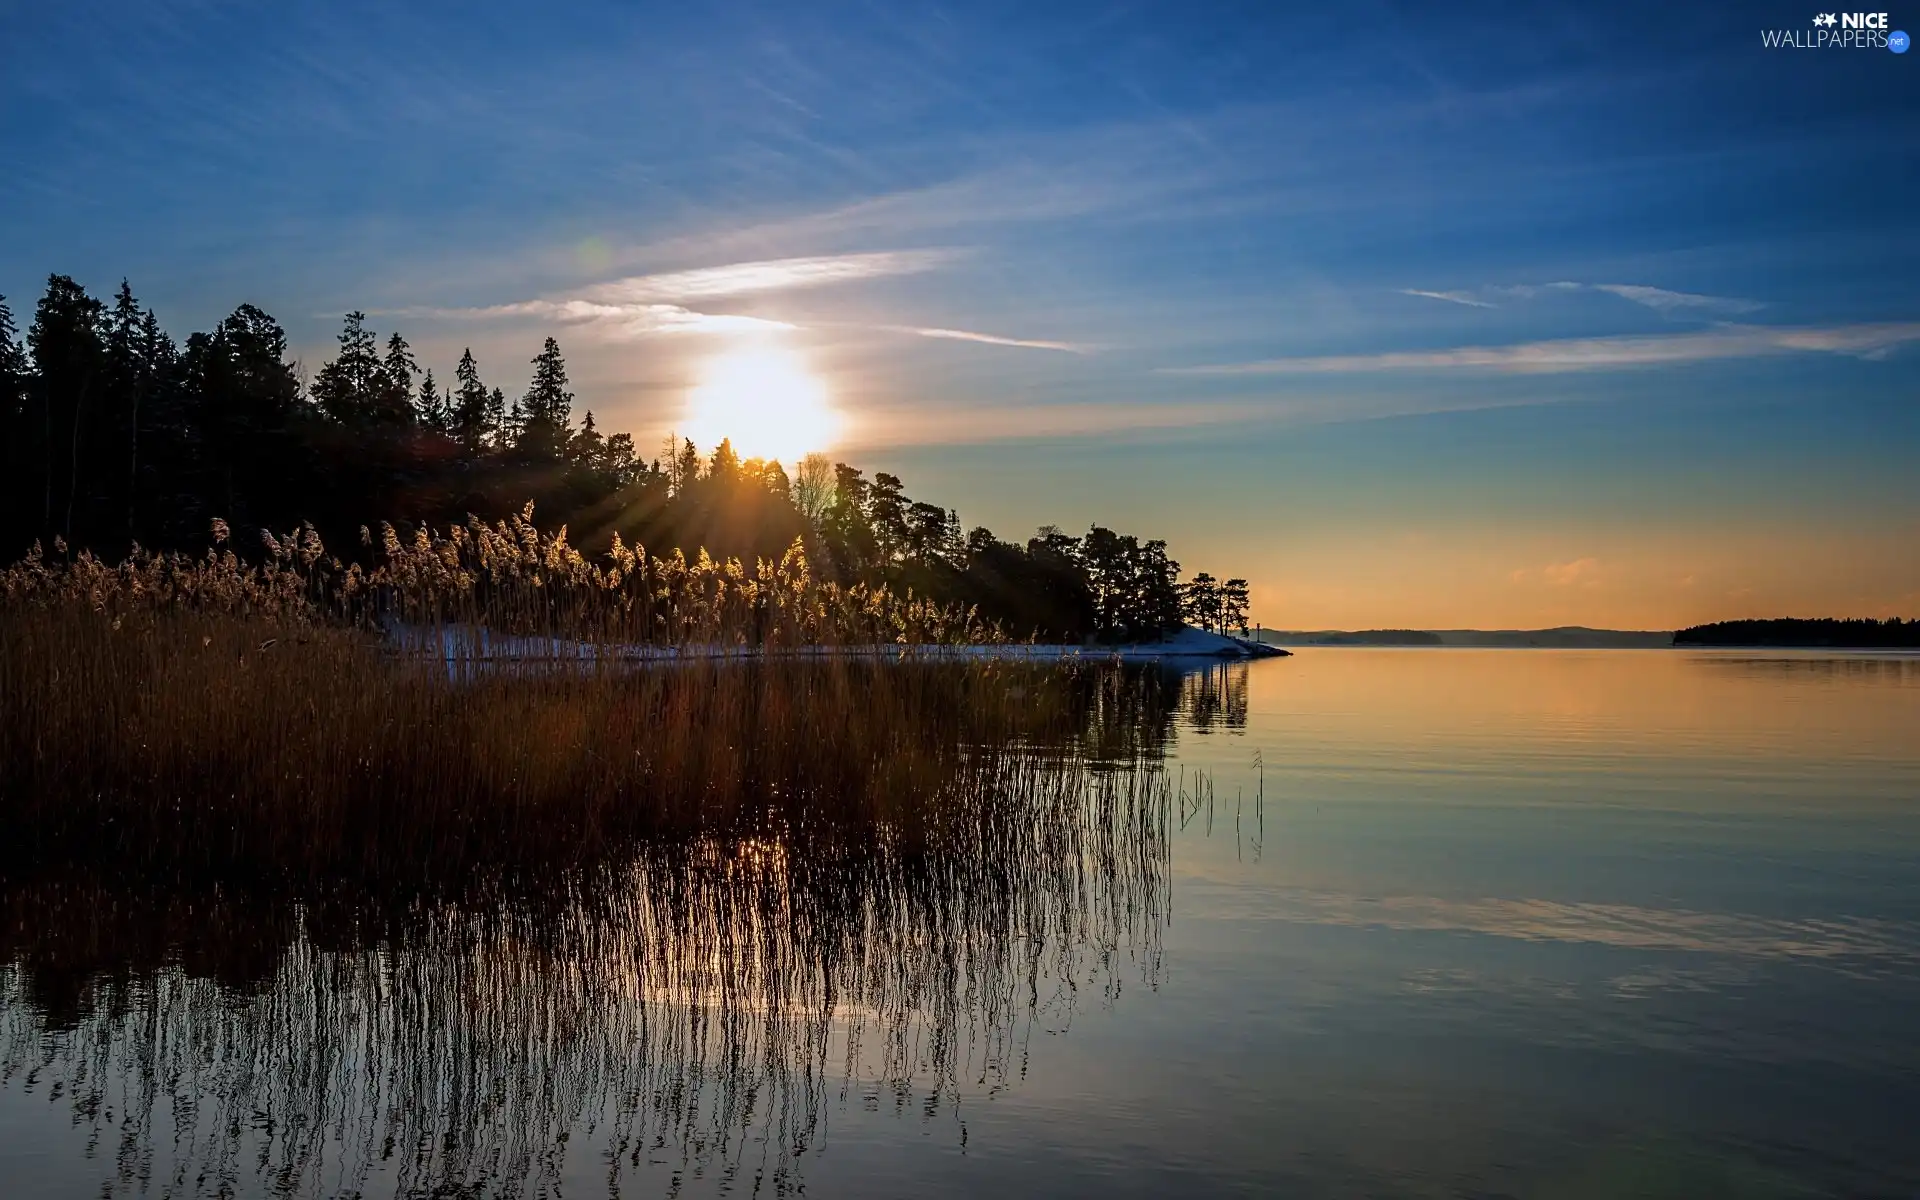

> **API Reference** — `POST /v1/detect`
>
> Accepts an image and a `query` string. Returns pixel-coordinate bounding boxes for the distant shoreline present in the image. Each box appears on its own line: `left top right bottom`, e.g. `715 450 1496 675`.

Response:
1251 618 1919 650
1253 627 1671 649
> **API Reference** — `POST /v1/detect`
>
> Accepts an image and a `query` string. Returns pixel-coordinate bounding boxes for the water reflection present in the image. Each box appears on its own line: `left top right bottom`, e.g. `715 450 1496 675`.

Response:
0 662 1243 1198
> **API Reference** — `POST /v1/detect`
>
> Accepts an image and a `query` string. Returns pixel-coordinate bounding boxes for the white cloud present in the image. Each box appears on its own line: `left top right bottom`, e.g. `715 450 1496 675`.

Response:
1393 280 1761 316
897 326 1088 353
579 250 957 304
376 249 958 342
1399 288 1496 309
1163 322 1920 375
1592 283 1763 316
390 298 794 338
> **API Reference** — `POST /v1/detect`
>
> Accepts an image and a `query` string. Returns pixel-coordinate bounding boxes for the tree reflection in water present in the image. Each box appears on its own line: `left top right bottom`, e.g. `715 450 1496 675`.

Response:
0 663 1253 1198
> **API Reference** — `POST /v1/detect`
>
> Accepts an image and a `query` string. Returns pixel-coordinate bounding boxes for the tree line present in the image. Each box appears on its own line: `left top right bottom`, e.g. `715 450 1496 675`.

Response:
0 274 1250 643
1673 618 1919 648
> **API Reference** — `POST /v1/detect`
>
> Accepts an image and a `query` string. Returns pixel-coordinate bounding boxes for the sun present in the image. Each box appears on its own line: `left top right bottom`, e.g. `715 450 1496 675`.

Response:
678 340 842 466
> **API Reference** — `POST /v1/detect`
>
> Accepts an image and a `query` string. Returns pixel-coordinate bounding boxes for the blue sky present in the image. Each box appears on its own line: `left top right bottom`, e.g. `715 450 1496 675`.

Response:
2 0 1915 626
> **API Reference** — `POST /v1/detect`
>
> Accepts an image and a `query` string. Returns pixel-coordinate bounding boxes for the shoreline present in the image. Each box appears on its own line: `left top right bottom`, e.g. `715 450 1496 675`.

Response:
390 624 1291 664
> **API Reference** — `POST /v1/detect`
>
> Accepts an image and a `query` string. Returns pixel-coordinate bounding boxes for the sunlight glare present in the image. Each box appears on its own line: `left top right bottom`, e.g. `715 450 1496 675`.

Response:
679 340 842 465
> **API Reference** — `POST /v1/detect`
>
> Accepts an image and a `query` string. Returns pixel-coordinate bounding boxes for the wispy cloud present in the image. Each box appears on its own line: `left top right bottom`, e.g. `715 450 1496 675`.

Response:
379 250 959 341
1164 321 1920 375
1510 557 1602 587
1396 280 1760 315
1399 288 1495 309
387 298 794 339
894 326 1089 353
579 250 957 304
1591 283 1763 316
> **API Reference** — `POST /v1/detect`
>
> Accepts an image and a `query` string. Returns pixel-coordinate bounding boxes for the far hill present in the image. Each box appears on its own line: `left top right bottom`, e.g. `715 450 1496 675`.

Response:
1254 627 1673 649
1674 618 1919 648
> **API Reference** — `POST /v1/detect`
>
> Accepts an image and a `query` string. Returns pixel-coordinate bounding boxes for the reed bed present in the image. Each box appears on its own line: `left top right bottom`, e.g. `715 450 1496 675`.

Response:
1 507 994 648
0 515 1194 1195
2 608 1126 886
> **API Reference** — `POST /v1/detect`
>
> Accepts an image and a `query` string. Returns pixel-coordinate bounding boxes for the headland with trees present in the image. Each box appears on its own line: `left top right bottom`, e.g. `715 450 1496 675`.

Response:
0 275 1251 645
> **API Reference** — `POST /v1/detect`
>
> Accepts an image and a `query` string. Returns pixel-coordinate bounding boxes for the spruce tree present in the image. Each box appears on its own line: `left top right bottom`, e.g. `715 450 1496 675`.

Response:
311 313 383 426
451 348 491 453
416 369 447 433
105 281 159 540
377 332 417 426
0 296 29 541
570 409 605 468
518 337 572 458
28 275 107 543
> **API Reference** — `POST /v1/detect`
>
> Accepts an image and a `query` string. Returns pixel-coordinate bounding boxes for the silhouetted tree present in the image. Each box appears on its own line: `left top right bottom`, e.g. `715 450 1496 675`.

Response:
415 370 448 433
102 282 173 541
183 304 305 529
822 464 876 579
517 337 571 458
0 295 32 542
486 387 509 448
1220 578 1250 636
570 409 605 467
450 348 491 454
1182 572 1221 633
377 332 417 427
27 275 107 543
311 313 383 427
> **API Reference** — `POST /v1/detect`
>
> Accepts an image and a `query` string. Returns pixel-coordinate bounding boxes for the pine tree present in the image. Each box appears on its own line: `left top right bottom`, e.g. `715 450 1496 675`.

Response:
415 369 447 433
570 409 605 468
1220 578 1251 636
672 437 701 494
311 313 383 426
1182 572 1220 633
601 431 639 484
518 337 572 457
376 332 417 426
504 392 523 450
180 304 301 531
450 348 491 453
28 275 107 543
105 280 164 540
0 296 30 540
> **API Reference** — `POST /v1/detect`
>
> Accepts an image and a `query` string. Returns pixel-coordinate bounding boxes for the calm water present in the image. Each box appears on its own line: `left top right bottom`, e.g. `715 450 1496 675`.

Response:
4 649 1918 1197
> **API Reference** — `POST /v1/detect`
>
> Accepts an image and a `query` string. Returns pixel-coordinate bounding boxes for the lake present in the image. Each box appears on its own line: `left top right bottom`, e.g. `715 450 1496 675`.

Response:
4 649 1918 1197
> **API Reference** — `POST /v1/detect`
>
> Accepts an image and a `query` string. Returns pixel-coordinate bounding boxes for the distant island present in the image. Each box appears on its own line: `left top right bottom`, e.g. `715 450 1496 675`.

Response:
1674 618 1920 648
1253 627 1673 649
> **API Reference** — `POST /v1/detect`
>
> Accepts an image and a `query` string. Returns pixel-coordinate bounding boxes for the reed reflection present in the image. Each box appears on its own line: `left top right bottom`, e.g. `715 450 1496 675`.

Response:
0 662 1230 1198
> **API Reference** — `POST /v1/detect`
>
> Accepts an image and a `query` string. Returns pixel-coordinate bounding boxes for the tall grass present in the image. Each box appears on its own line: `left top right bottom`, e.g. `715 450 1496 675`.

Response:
0 514 1194 1195
2 506 995 649
0 608 1133 887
